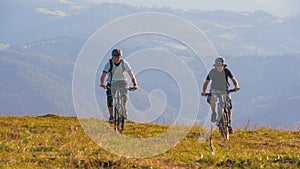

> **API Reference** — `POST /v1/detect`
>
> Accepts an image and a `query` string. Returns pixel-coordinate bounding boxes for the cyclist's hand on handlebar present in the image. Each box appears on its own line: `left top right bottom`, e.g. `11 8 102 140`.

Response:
234 87 240 91
131 85 138 91
100 83 106 89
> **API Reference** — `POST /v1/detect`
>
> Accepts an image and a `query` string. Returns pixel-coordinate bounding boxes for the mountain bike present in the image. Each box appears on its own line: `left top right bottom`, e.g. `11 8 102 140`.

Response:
106 86 134 133
204 89 238 154
206 89 237 139
219 89 237 140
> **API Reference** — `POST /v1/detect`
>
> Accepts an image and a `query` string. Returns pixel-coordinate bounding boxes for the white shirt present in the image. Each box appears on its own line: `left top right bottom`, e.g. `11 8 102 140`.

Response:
103 59 132 82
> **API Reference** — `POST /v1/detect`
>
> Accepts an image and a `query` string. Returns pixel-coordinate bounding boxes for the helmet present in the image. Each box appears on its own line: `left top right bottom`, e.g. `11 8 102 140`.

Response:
213 57 226 67
112 49 122 56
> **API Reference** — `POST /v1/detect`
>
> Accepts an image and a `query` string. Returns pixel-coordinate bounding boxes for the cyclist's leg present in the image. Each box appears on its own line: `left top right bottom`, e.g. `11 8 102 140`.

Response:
120 80 129 119
227 97 232 124
227 108 233 134
209 94 218 122
226 94 233 133
106 83 114 123
218 93 226 124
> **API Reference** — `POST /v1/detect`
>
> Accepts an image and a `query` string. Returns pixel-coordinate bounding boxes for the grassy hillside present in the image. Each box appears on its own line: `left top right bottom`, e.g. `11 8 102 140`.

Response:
0 115 299 168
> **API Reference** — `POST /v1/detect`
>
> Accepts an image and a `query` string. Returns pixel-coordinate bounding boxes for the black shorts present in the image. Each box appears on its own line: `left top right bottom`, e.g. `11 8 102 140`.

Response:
106 83 113 107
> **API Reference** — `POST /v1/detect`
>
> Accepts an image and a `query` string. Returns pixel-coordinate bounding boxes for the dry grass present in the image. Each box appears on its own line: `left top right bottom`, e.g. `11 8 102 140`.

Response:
0 115 299 168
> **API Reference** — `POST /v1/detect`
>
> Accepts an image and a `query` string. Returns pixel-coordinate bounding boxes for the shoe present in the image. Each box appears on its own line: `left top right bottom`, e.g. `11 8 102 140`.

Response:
217 122 222 128
109 116 114 124
229 126 234 134
211 112 217 122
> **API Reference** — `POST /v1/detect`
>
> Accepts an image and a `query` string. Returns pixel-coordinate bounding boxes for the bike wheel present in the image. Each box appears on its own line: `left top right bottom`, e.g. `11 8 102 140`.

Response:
114 105 119 132
115 103 125 133
218 123 225 139
222 110 230 140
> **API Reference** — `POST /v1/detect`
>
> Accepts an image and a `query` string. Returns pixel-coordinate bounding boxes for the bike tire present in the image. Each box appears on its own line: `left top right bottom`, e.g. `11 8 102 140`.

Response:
222 109 230 140
113 105 119 132
115 103 125 133
219 124 225 139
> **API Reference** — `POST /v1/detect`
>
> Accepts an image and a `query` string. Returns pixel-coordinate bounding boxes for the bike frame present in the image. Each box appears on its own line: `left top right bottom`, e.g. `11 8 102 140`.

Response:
106 86 133 133
113 89 125 133
219 102 230 140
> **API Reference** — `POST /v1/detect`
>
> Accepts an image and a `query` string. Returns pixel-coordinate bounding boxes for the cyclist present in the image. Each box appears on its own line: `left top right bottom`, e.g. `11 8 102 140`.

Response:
100 49 138 123
201 57 240 134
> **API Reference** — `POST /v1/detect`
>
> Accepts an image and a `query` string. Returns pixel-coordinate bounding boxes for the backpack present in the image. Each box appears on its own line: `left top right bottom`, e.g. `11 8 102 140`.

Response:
108 58 126 82
224 68 231 88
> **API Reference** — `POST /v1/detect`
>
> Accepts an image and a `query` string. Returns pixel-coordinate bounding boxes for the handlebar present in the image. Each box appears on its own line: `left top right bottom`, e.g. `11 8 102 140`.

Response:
228 89 238 93
204 88 239 97
105 85 135 91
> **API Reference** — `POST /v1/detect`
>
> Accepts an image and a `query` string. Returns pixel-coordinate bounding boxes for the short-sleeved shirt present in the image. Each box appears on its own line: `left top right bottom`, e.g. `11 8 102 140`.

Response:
103 59 132 82
206 68 233 91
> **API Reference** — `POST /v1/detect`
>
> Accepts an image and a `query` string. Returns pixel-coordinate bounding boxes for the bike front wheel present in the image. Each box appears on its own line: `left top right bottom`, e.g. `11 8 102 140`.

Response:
114 103 125 133
222 109 230 140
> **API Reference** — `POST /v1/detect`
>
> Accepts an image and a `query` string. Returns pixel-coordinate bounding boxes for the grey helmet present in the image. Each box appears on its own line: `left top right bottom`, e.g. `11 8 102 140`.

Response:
213 57 227 67
112 48 122 56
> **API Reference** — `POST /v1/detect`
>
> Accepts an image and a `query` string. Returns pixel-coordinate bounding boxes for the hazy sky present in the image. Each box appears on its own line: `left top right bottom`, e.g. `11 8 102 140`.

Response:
89 0 300 17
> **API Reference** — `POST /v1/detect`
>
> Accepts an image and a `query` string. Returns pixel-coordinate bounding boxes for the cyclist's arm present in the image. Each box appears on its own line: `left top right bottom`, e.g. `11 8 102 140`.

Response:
128 70 138 89
100 71 107 88
230 77 240 90
201 79 210 96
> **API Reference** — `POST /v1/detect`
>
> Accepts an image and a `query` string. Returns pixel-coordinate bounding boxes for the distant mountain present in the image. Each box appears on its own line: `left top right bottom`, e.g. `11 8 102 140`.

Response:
229 54 300 128
2 2 299 55
0 2 299 128
0 0 94 43
184 10 300 56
